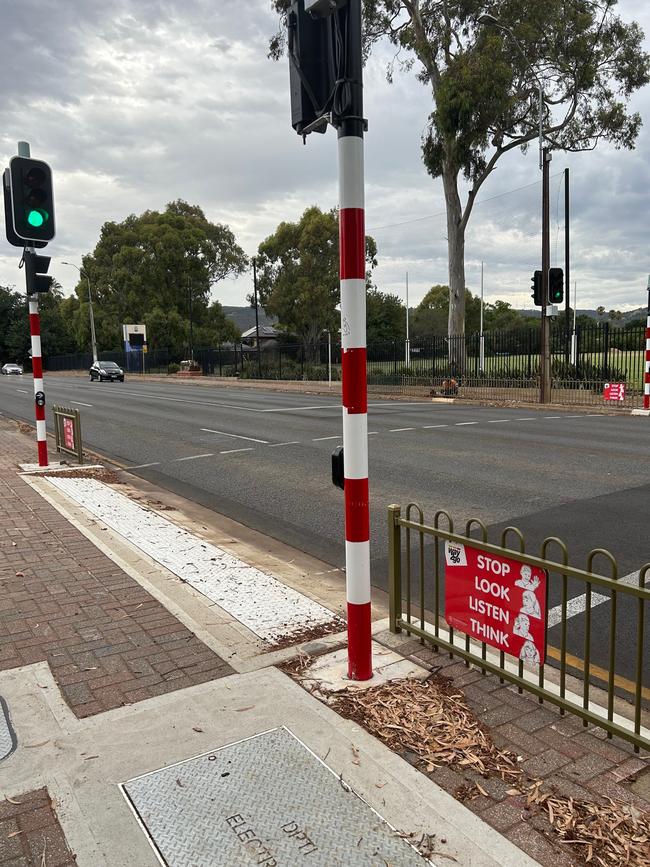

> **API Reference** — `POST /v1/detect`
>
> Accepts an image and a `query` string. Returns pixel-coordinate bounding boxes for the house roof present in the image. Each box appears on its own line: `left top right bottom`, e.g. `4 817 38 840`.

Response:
240 324 280 340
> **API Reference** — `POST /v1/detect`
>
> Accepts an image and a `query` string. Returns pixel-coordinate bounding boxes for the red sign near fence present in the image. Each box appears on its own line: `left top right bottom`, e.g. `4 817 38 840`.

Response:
445 541 547 665
603 382 625 402
62 417 75 451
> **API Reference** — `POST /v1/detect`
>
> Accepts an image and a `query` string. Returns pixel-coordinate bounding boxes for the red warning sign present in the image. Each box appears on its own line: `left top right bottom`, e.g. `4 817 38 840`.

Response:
63 417 75 450
603 382 625 401
445 542 547 665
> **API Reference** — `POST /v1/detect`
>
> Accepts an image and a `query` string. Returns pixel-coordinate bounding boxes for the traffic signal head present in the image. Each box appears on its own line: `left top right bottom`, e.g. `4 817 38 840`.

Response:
9 156 55 243
531 270 543 306
549 268 564 304
24 250 53 295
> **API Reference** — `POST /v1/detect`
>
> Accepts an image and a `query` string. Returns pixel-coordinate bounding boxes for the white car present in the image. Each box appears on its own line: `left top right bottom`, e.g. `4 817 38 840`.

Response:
1 363 23 375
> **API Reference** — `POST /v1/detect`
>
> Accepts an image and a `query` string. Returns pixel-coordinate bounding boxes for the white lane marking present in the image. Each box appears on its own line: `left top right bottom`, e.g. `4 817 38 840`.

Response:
547 570 648 629
46 477 342 643
455 422 477 426
269 441 300 447
422 424 448 429
516 417 536 421
173 453 213 462
16 389 29 394
71 401 93 407
220 448 253 455
367 431 379 435
259 401 445 413
389 427 415 432
487 419 510 423
312 435 342 441
85 388 264 413
201 428 268 444
128 462 161 469
544 416 562 419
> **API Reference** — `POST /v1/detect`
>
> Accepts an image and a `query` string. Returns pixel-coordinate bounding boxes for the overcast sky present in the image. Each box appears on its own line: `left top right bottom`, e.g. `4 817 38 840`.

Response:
1 0 649 315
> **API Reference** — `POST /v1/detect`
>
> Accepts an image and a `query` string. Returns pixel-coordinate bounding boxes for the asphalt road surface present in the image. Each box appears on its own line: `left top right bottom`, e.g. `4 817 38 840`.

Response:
2 374 648 689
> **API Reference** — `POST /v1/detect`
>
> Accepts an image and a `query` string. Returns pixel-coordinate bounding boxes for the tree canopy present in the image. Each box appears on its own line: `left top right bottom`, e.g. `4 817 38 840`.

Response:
271 1 650 357
75 200 245 356
255 205 377 359
366 288 406 342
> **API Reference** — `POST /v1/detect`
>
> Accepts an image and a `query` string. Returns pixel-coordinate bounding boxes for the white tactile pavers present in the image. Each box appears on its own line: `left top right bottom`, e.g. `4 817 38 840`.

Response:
47 477 344 646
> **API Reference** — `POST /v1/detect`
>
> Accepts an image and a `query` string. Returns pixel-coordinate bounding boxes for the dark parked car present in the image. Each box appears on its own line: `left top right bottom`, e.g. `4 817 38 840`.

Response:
89 361 124 382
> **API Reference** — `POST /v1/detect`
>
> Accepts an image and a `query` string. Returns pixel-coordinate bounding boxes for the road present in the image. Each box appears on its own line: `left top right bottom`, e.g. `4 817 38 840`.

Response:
2 374 649 687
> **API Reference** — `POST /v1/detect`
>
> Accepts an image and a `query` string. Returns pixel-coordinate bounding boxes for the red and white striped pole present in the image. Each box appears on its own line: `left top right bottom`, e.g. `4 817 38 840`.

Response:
338 0 372 681
643 275 650 410
29 295 48 466
17 141 48 467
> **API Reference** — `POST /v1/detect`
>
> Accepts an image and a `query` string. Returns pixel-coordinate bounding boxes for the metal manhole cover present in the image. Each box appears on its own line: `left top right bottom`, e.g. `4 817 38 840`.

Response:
0 697 16 762
121 727 431 866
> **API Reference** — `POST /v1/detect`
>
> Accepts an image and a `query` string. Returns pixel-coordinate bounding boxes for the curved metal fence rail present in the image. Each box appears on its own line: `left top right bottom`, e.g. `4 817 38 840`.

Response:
387 503 650 753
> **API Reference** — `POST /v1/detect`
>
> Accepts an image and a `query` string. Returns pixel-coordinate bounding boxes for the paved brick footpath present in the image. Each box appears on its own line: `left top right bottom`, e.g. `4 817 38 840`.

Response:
0 421 233 717
399 640 650 866
0 788 75 866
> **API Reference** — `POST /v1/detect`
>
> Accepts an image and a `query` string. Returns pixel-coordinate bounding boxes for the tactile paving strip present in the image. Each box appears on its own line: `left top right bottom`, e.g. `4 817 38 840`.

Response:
48 477 343 645
122 727 430 866
0 696 16 762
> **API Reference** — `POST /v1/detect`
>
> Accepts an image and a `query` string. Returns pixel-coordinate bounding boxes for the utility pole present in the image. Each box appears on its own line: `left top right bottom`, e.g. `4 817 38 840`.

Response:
570 281 578 366
540 147 552 403
478 262 485 373
405 271 410 366
564 167 570 364
644 274 650 411
188 277 193 361
252 258 262 379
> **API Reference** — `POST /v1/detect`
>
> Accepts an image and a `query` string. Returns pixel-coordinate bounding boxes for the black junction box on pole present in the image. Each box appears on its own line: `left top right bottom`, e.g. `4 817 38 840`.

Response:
288 0 333 135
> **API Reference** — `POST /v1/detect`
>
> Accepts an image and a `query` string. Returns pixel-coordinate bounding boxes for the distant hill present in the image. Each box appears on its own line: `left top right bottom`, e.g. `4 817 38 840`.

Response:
223 306 278 334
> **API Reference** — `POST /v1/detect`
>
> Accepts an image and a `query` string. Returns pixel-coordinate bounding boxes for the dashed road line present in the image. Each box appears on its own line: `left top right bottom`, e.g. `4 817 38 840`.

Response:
220 447 254 455
71 401 93 407
487 419 510 423
516 417 536 421
547 570 647 629
269 441 301 447
312 435 342 441
16 389 29 394
422 424 448 429
128 462 161 469
389 427 415 432
544 416 562 419
173 453 214 462
201 428 268 444
455 422 477 426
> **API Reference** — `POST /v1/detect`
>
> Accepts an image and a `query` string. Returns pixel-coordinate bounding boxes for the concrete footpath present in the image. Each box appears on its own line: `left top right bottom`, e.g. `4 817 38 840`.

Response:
1 418 648 867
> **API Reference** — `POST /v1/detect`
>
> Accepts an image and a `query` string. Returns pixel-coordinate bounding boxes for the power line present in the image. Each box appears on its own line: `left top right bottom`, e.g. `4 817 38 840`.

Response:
367 172 564 232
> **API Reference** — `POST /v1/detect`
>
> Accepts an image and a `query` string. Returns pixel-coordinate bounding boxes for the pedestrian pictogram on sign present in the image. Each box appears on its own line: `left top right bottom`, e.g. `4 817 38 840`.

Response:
445 542 547 664
603 382 625 401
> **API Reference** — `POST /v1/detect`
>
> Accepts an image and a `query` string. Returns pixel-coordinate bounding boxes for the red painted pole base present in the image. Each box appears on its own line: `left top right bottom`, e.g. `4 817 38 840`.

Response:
347 601 373 680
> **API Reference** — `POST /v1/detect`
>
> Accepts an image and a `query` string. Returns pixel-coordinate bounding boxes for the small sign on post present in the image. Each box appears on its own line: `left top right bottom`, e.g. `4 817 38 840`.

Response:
603 382 625 402
445 542 547 665
52 405 83 464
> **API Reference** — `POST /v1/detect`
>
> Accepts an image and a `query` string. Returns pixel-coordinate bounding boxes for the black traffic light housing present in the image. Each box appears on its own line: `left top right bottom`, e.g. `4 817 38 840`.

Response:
549 268 564 304
331 445 344 490
531 270 543 306
288 0 335 135
24 250 53 295
8 156 55 243
3 170 47 248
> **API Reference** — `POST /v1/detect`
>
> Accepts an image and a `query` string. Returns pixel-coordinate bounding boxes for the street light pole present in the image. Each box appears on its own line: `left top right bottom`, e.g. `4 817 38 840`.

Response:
252 258 262 379
62 261 98 363
405 271 410 366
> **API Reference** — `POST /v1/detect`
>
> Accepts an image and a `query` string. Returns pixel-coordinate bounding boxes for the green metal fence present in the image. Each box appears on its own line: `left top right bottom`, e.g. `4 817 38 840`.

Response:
387 503 650 752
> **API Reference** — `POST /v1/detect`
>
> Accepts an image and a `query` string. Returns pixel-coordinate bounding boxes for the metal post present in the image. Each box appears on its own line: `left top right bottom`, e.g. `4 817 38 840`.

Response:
644 275 650 410
338 0 371 681
571 281 578 367
62 263 98 362
327 330 332 388
478 262 485 373
405 271 410 366
253 258 262 378
19 141 48 467
188 277 194 361
388 505 402 633
564 168 570 364
540 147 551 403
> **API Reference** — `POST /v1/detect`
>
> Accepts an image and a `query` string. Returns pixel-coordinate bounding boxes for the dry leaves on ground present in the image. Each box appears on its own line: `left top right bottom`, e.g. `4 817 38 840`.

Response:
527 781 650 867
328 675 521 780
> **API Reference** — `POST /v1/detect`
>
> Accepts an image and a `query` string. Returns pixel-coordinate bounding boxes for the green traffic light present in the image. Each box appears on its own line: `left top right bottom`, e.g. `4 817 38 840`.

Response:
27 210 46 228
